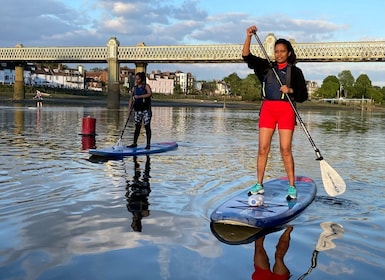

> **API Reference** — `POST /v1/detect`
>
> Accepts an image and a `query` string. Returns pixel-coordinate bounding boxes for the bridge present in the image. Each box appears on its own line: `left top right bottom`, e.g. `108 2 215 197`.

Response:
1 34 384 108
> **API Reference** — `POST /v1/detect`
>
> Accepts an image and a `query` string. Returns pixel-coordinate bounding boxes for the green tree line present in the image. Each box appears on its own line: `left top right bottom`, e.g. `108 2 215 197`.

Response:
315 70 384 103
200 70 384 104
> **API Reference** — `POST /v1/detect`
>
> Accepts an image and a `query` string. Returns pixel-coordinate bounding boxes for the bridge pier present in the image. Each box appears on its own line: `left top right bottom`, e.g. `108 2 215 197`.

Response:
14 65 25 101
134 43 148 81
107 37 121 109
135 62 147 74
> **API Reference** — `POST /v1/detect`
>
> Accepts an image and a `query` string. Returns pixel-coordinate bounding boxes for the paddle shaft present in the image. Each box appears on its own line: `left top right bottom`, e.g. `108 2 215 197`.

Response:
297 250 319 280
253 33 323 160
116 103 134 145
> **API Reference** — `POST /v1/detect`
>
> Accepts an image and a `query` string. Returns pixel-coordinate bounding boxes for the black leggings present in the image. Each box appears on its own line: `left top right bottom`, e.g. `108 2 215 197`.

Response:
133 123 151 146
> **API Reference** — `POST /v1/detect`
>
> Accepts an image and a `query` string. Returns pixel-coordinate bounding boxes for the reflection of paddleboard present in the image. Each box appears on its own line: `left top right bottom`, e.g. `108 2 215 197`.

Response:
210 222 283 245
210 176 316 228
89 142 178 157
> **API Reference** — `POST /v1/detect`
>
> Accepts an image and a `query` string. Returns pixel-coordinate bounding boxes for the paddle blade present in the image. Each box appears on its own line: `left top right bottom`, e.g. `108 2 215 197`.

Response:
315 222 344 251
320 160 346 196
115 138 123 147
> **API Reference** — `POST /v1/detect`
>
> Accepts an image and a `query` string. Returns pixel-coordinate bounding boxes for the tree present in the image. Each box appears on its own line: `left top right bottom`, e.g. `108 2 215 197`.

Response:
380 86 385 103
338 70 354 98
239 74 261 101
201 81 216 96
315 75 340 98
174 83 183 95
367 87 382 103
338 70 354 88
354 74 372 98
223 73 242 96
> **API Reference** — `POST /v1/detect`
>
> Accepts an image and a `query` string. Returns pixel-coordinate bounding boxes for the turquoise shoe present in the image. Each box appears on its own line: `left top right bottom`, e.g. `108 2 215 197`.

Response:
286 185 297 200
248 183 264 196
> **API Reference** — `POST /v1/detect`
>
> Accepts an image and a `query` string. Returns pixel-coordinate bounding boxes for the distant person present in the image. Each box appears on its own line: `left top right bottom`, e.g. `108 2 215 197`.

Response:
242 25 308 200
126 156 151 232
34 90 43 107
127 72 153 150
252 226 293 280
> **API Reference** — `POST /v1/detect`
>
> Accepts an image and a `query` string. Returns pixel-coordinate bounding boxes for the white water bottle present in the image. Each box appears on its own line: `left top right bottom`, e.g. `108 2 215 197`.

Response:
248 194 264 207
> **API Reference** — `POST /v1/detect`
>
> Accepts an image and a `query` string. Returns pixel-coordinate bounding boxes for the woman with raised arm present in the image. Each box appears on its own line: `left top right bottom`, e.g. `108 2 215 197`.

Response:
242 25 308 200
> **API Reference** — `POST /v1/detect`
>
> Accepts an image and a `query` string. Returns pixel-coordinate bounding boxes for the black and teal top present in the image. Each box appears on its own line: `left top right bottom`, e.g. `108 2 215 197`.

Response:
242 53 308 103
133 85 151 111
262 65 290 101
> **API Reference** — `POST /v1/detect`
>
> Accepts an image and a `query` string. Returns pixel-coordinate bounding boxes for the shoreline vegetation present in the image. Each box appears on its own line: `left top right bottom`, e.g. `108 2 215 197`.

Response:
0 91 383 112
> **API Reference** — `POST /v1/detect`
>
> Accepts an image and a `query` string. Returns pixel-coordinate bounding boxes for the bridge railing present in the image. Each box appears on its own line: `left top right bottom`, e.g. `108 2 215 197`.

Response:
0 46 108 63
295 41 385 62
0 41 384 63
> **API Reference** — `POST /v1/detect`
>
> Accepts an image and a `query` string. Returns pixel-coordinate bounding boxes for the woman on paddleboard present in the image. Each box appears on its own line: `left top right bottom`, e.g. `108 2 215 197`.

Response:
34 90 43 107
242 25 308 200
128 72 153 149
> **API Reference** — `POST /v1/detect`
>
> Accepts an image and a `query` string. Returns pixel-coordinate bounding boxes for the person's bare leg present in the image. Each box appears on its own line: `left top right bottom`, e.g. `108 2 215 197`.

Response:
257 128 275 184
254 236 270 270
278 129 295 186
272 226 293 276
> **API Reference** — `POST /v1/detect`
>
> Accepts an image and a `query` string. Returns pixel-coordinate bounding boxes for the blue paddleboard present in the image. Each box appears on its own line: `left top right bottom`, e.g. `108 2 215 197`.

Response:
88 141 178 157
210 176 316 228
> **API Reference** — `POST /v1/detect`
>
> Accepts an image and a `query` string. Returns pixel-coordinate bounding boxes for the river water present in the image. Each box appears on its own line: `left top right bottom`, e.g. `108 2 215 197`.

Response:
0 102 384 280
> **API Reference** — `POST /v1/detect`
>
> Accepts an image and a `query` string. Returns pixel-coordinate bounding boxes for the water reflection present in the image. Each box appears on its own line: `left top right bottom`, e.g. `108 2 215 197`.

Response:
0 104 383 279
298 222 344 280
210 221 344 280
126 156 151 232
252 226 293 280
81 135 96 150
13 103 24 135
36 107 42 131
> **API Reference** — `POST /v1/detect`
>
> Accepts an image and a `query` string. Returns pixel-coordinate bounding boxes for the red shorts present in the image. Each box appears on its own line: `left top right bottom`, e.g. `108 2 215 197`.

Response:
259 100 295 130
252 265 290 280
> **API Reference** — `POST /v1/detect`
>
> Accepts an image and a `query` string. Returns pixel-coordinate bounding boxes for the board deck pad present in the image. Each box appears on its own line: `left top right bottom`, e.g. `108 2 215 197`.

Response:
210 176 316 228
88 141 178 157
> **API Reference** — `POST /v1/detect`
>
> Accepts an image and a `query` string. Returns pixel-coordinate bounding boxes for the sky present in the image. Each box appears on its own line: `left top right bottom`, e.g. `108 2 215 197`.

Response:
1 0 384 86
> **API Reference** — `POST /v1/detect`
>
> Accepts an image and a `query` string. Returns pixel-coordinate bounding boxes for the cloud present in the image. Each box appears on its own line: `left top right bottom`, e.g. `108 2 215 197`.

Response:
170 0 208 21
112 2 138 14
1 0 383 86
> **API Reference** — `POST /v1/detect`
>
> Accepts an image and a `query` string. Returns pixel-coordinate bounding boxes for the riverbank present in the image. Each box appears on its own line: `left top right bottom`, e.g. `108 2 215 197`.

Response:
1 93 383 112
152 98 385 112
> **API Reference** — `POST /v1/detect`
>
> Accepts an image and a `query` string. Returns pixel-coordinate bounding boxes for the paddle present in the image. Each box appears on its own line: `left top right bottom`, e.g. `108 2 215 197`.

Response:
114 102 134 148
253 32 346 197
298 222 344 279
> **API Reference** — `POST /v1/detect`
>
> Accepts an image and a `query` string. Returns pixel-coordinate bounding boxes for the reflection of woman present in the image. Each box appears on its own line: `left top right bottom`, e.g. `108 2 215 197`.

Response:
126 156 151 232
252 226 292 280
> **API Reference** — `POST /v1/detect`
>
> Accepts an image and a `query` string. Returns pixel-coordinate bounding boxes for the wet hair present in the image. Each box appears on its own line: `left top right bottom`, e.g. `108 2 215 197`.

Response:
135 72 146 84
275 38 297 64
